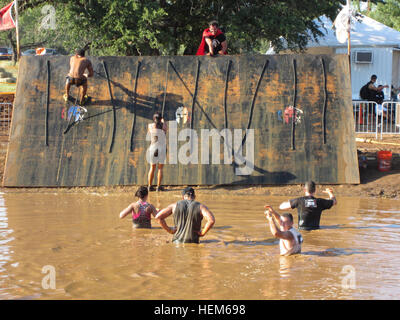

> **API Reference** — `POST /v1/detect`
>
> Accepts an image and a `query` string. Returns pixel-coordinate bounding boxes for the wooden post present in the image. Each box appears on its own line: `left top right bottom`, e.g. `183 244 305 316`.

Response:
347 0 351 78
348 25 351 78
14 0 21 60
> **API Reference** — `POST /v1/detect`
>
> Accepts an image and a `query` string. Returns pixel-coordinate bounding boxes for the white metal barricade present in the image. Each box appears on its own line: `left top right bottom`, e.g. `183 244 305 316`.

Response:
378 102 400 139
353 100 400 139
352 100 379 138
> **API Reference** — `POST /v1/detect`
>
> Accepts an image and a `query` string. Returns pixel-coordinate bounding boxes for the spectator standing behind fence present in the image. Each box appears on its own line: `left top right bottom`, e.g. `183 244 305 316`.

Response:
360 74 388 104
360 75 389 119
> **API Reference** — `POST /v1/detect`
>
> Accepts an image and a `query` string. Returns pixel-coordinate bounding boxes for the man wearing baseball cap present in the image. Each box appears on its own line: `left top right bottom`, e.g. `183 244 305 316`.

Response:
155 187 215 243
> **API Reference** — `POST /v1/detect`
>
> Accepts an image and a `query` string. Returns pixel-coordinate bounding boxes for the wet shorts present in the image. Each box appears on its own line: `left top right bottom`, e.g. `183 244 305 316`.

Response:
148 143 166 164
66 76 87 87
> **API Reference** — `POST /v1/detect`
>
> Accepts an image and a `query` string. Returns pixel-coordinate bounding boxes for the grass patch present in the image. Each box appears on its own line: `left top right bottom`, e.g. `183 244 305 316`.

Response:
0 60 18 93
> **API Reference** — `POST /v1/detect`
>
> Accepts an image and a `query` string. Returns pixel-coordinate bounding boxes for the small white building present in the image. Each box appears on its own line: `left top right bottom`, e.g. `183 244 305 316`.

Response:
267 14 400 100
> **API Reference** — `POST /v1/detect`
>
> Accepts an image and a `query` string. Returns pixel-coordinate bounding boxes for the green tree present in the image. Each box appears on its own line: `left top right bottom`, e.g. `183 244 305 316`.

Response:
0 0 66 61
368 0 400 30
0 0 363 56
53 0 347 55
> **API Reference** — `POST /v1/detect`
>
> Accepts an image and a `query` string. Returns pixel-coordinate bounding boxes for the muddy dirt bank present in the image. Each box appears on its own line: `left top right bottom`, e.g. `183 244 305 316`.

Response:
1 135 399 199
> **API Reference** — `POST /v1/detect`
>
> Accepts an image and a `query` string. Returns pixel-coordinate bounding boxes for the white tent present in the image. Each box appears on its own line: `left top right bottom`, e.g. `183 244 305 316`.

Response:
309 15 400 47
267 14 400 100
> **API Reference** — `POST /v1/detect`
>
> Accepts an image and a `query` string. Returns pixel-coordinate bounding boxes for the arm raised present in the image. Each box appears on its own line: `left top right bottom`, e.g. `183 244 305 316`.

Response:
264 204 280 222
323 187 337 206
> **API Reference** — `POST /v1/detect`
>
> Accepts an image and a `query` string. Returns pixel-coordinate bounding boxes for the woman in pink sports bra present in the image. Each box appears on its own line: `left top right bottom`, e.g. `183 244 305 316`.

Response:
119 186 158 228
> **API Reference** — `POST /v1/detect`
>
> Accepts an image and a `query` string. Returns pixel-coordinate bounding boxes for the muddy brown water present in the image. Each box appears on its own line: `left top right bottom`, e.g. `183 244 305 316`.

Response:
0 191 399 300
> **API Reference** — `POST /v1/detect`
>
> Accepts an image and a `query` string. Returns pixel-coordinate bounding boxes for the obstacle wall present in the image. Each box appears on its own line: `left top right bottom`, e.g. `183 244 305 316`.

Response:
3 54 359 187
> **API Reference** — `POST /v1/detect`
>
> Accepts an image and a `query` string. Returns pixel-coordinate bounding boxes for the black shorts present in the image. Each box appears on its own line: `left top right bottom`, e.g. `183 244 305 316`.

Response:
66 76 87 87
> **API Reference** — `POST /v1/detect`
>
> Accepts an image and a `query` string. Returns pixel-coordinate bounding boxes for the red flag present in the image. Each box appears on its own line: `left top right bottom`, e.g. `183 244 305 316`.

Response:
0 1 16 31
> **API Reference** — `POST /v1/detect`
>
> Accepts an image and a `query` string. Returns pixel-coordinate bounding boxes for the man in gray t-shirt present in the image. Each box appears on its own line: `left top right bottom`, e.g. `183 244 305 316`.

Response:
155 187 215 243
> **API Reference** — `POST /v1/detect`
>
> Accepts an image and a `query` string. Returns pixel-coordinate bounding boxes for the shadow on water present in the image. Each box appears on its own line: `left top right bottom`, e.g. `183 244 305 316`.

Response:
221 238 278 246
212 226 233 230
318 224 400 231
302 248 370 257
148 226 163 230
318 224 345 230
354 224 400 230
200 239 221 244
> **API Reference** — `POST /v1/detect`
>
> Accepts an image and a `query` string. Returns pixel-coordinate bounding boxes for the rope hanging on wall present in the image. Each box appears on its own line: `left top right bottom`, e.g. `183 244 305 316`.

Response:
130 61 141 152
102 61 116 153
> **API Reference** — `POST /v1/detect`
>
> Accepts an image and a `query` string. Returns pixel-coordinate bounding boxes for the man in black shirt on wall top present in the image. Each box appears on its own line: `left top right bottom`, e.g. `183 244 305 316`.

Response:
279 181 337 231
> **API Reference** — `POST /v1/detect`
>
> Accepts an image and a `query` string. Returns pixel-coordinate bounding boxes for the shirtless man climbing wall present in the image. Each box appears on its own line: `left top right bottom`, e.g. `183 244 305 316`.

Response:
64 48 94 105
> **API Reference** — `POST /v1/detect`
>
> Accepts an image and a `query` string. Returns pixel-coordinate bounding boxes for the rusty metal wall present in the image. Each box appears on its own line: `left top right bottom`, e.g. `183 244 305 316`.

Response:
2 54 359 187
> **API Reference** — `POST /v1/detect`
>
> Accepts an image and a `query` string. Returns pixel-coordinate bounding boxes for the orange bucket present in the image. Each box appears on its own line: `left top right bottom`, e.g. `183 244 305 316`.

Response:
377 151 392 172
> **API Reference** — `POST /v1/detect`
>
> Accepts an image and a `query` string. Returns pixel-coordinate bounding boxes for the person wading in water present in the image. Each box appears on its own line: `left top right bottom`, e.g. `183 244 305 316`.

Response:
279 181 337 231
155 187 215 243
119 186 158 229
264 205 303 256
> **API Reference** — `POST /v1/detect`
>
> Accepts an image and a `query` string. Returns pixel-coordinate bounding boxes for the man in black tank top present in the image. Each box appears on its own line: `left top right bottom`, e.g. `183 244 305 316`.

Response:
155 187 215 243
279 181 337 231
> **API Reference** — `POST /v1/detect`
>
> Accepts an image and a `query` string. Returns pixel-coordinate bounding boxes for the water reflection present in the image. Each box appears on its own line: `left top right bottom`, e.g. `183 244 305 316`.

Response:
302 248 370 257
0 194 14 299
221 238 277 246
0 192 400 299
0 195 13 269
279 256 293 279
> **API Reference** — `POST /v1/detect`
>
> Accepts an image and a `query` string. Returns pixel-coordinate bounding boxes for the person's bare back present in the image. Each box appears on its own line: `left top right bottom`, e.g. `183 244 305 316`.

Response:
68 56 93 79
